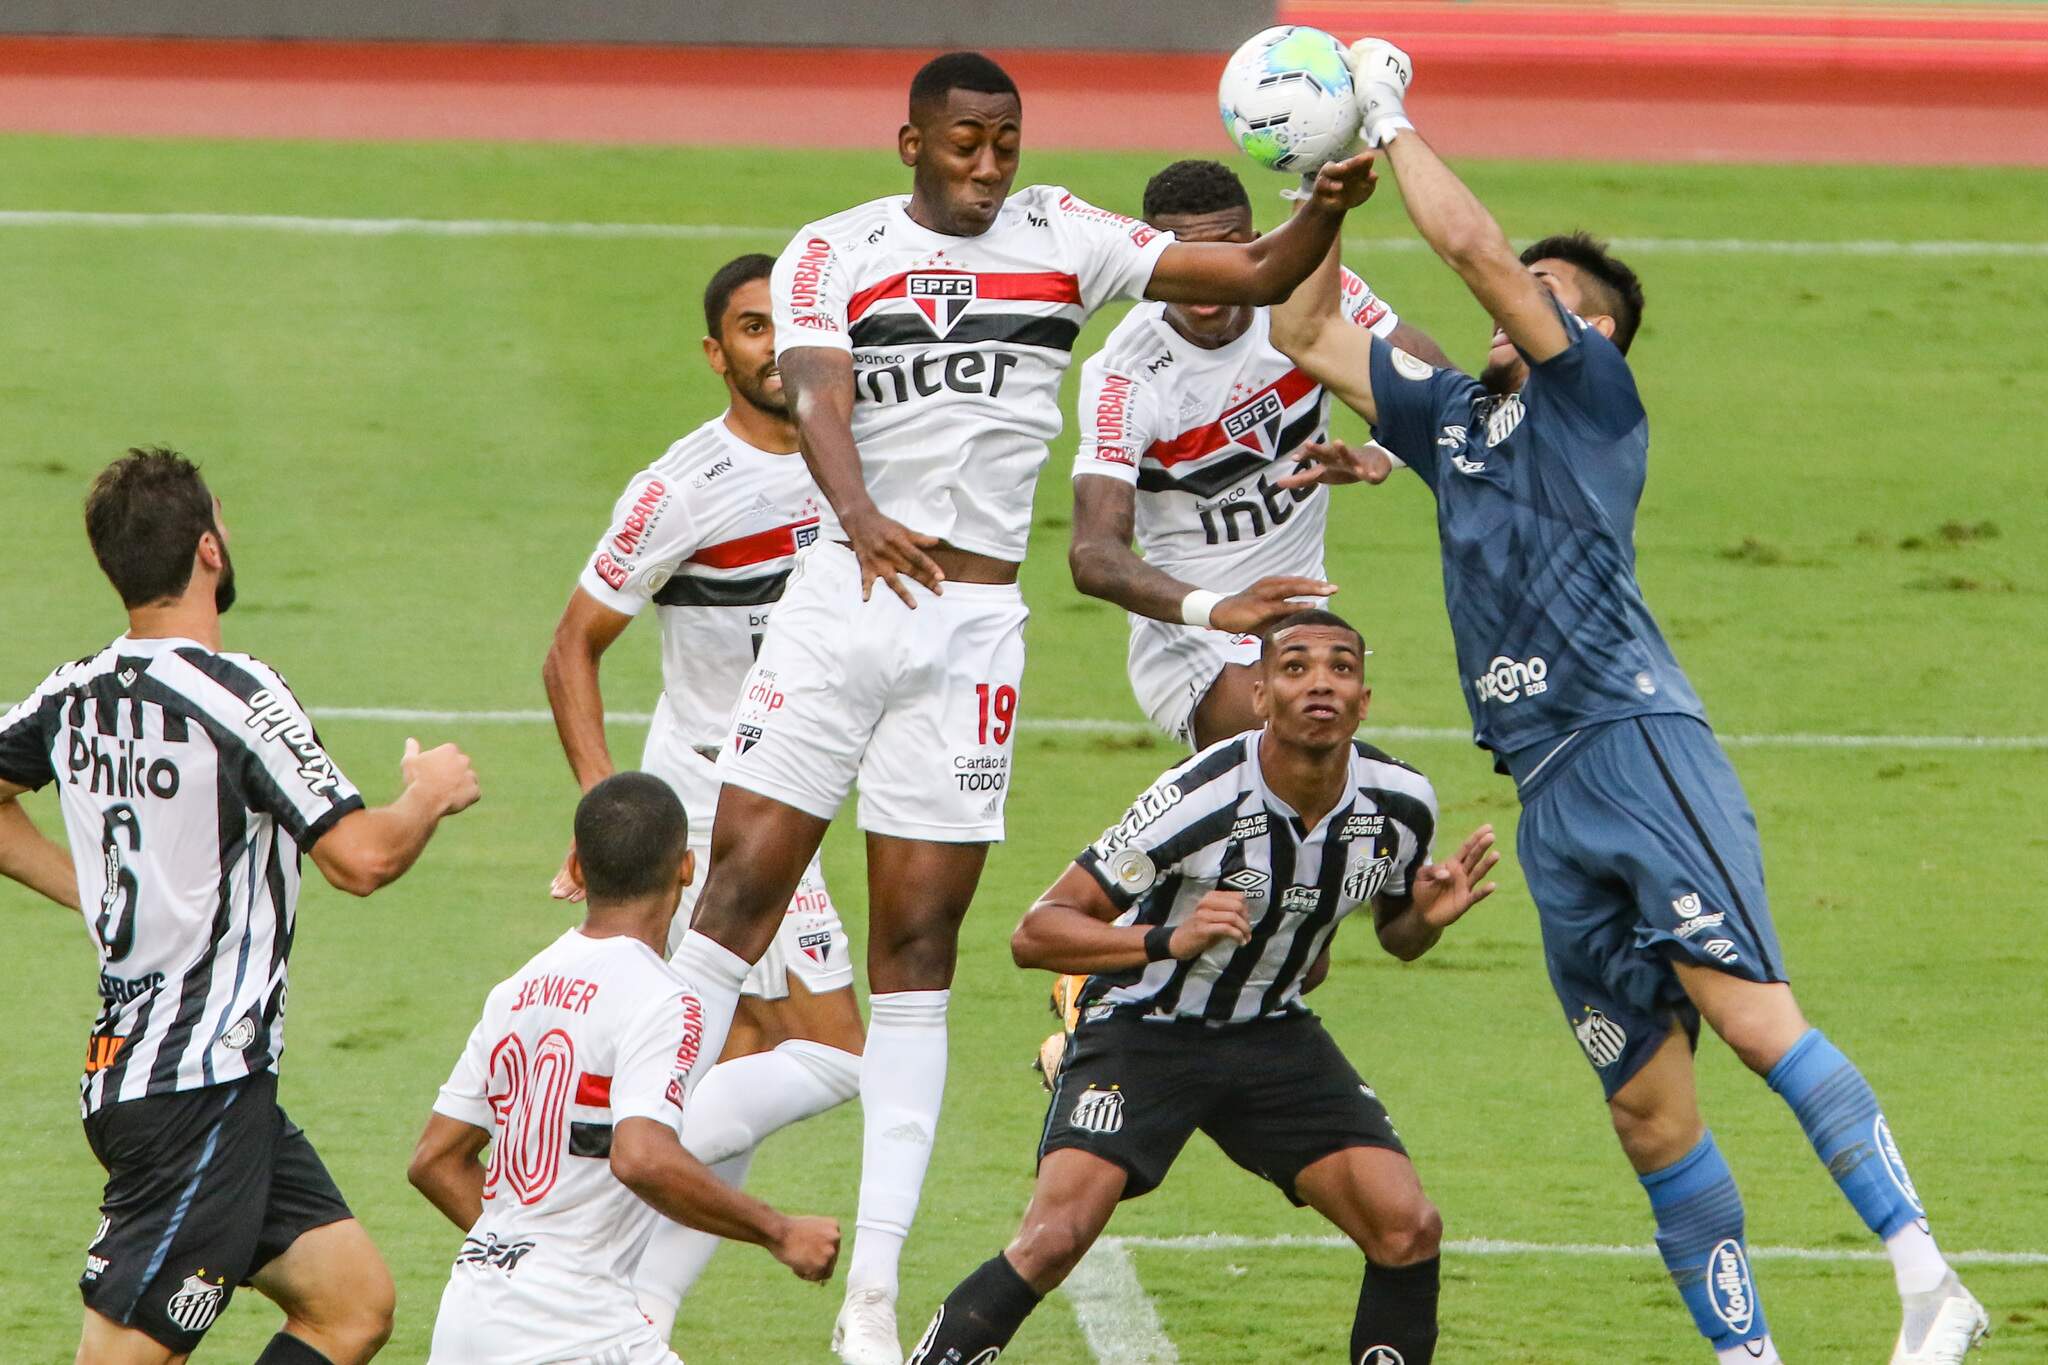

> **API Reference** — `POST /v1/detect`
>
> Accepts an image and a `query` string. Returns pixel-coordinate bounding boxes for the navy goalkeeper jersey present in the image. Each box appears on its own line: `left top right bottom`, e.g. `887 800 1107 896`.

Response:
1365 301 1706 762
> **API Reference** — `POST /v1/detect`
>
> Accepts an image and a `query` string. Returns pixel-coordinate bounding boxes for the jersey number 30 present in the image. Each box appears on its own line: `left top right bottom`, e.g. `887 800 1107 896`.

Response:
485 1029 576 1204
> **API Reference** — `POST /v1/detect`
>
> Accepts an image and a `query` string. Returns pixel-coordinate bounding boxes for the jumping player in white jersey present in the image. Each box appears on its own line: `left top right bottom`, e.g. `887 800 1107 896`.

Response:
668 51 1383 1364
1070 159 1453 750
0 448 480 1365
408 773 840 1365
541 255 865 1340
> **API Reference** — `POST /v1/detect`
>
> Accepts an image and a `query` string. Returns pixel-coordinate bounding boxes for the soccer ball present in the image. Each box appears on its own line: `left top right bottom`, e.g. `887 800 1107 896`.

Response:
1218 26 1362 175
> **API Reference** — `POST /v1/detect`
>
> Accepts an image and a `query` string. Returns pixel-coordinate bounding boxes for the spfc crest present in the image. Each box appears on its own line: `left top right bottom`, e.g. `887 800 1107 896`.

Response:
908 273 975 338
1221 386 1287 456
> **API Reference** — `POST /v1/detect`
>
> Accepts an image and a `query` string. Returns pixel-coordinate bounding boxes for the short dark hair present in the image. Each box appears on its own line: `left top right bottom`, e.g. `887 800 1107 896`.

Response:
574 772 689 902
1261 607 1367 659
1142 159 1251 223
908 51 1019 122
84 446 220 608
1520 231 1645 353
703 253 775 341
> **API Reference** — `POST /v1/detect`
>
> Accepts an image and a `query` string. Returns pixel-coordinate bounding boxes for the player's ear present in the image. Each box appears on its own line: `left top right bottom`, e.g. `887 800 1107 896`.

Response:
1251 675 1271 722
897 121 921 169
194 528 225 574
703 334 729 378
1588 315 1618 341
567 849 588 896
1358 685 1372 723
677 848 697 890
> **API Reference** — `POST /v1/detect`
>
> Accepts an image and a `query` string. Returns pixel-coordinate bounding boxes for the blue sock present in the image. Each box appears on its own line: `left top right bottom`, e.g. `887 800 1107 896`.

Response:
1640 1132 1769 1351
1767 1028 1924 1239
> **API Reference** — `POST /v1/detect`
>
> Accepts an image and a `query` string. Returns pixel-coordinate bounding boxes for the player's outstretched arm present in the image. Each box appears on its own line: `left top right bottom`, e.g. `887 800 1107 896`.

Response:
309 737 480 897
1069 476 1336 633
541 588 633 900
1012 864 1252 975
610 1117 840 1281
1371 823 1500 961
1350 38 1570 364
779 346 944 608
1268 227 1383 426
0 781 80 911
1145 152 1378 307
407 1113 491 1231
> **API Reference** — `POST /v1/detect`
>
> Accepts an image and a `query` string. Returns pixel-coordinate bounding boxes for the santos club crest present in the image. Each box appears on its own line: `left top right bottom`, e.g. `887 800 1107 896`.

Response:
908 273 976 338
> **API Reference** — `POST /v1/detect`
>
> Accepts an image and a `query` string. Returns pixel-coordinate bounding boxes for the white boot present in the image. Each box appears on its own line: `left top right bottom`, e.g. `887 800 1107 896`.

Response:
833 1286 904 1365
1890 1271 1990 1364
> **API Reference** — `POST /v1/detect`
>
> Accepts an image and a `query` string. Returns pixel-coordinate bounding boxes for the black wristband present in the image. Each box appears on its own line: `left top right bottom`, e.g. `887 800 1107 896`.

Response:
1142 923 1176 962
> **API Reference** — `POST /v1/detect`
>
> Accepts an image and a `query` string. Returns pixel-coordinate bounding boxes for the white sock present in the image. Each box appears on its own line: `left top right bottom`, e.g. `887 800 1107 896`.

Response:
1717 1336 1782 1364
682 1040 862 1165
634 1148 754 1341
1886 1219 1952 1296
669 931 751 1095
847 989 949 1300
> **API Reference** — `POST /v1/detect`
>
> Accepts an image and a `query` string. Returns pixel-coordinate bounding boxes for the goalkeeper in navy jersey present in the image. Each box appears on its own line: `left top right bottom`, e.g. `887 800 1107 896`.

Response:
909 610 1500 1365
1264 37 1988 1365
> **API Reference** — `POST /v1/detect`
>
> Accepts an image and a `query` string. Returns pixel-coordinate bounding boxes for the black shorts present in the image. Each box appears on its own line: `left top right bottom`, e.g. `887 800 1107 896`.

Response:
79 1070 353 1353
1038 1009 1405 1203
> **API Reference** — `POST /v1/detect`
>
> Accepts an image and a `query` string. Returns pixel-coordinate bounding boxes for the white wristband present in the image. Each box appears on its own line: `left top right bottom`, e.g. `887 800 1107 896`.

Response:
1180 589 1225 629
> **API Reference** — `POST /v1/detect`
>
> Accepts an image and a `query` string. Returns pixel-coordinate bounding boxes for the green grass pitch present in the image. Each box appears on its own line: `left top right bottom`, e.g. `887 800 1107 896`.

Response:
1 134 2045 1362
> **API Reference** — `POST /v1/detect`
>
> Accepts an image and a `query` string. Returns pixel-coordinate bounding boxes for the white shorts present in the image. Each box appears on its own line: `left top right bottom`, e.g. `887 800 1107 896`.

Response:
644 711 853 1001
718 540 1029 843
429 1282 683 1364
1127 616 1263 745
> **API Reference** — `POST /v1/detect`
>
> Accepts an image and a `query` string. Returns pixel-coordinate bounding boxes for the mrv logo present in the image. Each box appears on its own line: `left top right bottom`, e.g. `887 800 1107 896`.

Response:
1474 655 1548 705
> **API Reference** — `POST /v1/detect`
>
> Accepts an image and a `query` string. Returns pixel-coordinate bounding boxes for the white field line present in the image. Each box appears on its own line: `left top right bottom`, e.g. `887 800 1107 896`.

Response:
1107 1233 2048 1266
3 209 2048 258
1071 1235 2048 1364
309 705 2048 751
1063 1239 1180 1364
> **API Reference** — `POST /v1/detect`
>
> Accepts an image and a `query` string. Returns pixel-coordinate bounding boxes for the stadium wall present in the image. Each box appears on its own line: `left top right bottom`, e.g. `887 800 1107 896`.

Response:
0 0 1276 52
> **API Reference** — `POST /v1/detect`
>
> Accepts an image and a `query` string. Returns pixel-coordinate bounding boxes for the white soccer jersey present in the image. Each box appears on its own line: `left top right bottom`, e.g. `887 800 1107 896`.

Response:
0 636 362 1115
579 416 837 754
1072 268 1398 589
429 930 707 1365
771 185 1176 562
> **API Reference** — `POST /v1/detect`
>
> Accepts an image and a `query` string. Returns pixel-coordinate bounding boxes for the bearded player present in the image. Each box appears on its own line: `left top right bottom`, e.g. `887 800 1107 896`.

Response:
541 254 864 1340
1071 158 1450 751
1269 38 1987 1365
665 51 1381 1364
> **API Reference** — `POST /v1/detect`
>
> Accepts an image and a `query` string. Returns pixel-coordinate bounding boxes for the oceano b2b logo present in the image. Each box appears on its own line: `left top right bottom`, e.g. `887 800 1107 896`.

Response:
1473 654 1549 705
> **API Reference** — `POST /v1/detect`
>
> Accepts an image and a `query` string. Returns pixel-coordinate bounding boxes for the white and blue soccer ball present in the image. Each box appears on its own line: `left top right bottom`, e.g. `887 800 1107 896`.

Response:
1218 26 1362 175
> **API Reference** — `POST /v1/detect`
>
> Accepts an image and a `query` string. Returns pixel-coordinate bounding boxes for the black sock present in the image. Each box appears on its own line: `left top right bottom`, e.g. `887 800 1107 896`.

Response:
907 1253 1043 1363
253 1333 332 1365
1351 1255 1441 1365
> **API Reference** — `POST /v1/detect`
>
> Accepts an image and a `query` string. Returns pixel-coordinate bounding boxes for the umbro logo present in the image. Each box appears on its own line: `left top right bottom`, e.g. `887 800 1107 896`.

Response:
1221 867 1270 896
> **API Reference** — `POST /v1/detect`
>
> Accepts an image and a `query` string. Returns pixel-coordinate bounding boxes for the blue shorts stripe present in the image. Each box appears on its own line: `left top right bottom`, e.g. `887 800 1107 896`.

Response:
124 1085 239 1321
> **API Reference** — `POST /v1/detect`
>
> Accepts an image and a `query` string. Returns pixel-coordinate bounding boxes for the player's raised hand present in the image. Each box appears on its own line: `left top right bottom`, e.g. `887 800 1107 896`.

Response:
1211 576 1339 635
1410 823 1500 930
772 1214 842 1282
1348 38 1416 148
1169 890 1254 958
1273 440 1396 491
549 840 585 902
841 503 945 609
402 736 482 815
1307 151 1379 213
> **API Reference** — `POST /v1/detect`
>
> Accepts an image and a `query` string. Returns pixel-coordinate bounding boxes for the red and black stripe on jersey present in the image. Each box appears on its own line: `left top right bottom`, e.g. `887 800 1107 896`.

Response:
844 270 1084 352
1134 367 1327 499
652 516 820 609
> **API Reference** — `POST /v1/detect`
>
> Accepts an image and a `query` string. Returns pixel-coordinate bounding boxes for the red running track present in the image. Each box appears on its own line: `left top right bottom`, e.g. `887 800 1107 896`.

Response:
0 18 2043 165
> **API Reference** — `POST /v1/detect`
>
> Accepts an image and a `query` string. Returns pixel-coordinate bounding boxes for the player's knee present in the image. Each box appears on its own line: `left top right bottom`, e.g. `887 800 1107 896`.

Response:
1607 1091 1696 1170
1365 1195 1441 1266
869 911 966 987
1007 1211 1096 1288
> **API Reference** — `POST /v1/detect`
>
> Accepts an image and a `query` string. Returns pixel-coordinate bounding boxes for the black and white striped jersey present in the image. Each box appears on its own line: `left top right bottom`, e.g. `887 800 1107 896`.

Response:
1074 730 1437 1024
0 636 363 1114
